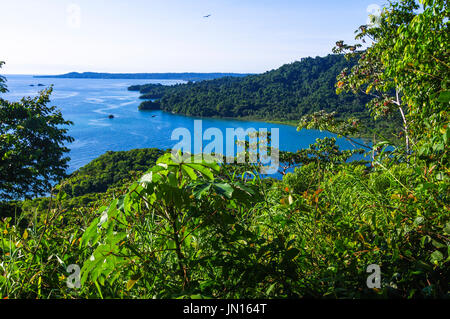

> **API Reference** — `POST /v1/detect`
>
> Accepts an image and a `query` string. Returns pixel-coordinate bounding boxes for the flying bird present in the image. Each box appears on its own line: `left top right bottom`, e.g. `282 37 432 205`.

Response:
203 14 211 18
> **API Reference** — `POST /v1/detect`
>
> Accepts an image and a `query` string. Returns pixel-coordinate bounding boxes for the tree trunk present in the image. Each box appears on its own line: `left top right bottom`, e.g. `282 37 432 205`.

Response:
171 215 189 288
395 89 410 161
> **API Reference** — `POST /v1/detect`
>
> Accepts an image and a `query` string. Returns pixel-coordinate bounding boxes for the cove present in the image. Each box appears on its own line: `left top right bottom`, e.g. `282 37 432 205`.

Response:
3 75 367 174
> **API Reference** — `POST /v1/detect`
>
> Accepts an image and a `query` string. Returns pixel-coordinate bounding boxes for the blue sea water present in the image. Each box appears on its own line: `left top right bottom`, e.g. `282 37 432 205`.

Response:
2 75 366 174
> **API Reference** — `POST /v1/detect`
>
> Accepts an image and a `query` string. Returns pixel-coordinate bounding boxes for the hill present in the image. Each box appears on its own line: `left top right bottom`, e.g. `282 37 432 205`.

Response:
59 148 165 198
130 54 371 122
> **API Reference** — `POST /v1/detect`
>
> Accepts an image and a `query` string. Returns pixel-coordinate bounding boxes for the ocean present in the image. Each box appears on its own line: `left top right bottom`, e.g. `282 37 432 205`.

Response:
2 75 365 174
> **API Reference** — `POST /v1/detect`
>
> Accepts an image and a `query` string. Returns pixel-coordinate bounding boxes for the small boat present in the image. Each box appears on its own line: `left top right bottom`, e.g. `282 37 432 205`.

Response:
108 114 114 119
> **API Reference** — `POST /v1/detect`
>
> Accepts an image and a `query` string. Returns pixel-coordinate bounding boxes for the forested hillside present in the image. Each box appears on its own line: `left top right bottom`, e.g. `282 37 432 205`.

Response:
130 55 371 121
59 148 165 198
11 148 166 218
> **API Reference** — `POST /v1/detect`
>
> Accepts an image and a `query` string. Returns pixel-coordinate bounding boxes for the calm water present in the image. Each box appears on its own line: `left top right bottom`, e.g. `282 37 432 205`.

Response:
2 75 364 174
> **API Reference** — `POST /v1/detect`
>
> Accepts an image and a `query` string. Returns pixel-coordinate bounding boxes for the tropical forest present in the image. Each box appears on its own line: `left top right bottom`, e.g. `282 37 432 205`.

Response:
0 0 448 300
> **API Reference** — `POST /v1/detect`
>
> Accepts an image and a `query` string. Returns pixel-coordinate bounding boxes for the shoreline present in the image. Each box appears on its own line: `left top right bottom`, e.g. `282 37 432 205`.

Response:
139 108 374 144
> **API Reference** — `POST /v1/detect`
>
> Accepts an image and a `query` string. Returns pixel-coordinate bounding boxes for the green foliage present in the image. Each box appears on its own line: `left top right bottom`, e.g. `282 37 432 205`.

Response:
0 0 448 300
132 83 168 99
0 74 74 200
138 100 161 110
78 152 314 298
1 142 448 298
0 61 7 94
277 161 448 297
294 0 450 297
59 148 166 198
333 0 449 159
131 55 372 122
0 194 95 298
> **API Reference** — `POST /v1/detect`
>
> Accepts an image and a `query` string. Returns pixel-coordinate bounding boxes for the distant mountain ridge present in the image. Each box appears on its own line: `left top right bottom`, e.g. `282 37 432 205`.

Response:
34 72 252 81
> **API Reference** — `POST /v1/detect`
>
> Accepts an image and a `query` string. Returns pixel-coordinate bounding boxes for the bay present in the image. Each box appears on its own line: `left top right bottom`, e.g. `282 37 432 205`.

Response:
2 75 365 174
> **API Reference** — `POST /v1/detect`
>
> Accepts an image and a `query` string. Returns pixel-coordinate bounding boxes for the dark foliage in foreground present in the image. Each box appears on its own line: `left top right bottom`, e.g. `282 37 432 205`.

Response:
0 0 448 299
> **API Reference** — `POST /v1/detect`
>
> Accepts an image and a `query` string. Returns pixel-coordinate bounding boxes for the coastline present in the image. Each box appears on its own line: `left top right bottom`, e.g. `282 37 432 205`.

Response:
139 108 374 144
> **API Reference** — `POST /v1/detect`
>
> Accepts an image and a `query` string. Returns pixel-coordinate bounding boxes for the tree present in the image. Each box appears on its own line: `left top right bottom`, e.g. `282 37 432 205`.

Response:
332 0 449 165
0 61 7 94
0 61 74 200
130 55 372 126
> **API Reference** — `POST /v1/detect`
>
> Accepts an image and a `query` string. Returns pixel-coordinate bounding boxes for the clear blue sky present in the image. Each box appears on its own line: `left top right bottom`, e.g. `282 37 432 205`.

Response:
1 0 386 75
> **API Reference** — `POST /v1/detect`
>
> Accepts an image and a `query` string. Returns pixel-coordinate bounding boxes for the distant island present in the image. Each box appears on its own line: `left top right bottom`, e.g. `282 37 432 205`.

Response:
34 72 252 82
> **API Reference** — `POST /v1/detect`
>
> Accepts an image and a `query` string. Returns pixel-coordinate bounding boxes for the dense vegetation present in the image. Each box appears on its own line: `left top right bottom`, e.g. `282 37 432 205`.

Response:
36 72 250 82
0 77 73 200
59 148 165 198
0 0 448 299
1 148 165 238
131 54 401 137
131 56 368 118
138 100 161 111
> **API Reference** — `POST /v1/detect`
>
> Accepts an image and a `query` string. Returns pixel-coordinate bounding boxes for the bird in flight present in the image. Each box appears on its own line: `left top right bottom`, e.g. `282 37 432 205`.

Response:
203 14 211 18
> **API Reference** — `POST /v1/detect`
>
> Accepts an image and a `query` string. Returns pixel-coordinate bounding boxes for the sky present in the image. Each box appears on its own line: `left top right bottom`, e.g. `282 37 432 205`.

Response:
0 0 386 75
